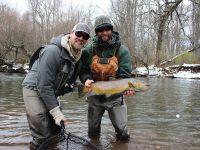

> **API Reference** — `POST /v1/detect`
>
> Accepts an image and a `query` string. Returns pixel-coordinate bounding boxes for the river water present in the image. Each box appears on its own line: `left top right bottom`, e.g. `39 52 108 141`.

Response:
0 73 200 150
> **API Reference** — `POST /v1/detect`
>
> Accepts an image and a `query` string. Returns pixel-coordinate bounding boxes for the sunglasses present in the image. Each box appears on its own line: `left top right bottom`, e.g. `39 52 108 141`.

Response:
75 31 90 40
96 27 112 33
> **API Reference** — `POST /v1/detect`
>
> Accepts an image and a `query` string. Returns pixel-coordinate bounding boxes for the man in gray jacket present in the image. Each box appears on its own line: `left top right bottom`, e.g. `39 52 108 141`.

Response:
22 23 90 149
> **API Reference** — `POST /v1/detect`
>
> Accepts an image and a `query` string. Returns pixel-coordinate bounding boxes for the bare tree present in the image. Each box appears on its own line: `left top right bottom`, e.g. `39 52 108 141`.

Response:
192 0 200 47
26 0 93 46
154 0 183 66
0 4 27 64
1 0 199 66
109 0 137 55
27 0 62 46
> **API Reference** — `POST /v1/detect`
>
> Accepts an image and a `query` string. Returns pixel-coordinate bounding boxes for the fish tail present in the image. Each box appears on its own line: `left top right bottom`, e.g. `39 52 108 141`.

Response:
78 84 89 97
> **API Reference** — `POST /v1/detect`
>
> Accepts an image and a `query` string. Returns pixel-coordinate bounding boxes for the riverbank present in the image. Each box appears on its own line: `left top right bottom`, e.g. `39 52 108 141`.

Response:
133 63 200 79
1 63 200 79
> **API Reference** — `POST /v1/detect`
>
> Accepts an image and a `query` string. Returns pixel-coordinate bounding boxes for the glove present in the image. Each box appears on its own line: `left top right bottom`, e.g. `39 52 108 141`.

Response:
49 106 67 126
59 85 73 95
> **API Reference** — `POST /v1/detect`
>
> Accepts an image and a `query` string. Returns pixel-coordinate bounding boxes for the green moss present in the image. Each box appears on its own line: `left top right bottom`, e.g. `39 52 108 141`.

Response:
175 52 200 64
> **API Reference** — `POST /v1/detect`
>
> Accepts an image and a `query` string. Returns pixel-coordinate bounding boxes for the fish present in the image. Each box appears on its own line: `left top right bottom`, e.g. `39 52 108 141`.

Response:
78 78 148 97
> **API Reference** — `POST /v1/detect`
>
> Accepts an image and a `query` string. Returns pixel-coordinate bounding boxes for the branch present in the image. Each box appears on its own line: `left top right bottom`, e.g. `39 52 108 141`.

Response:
159 45 200 66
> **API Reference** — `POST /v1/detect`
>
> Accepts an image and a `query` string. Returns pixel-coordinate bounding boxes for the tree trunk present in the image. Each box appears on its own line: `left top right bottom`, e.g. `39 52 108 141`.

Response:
155 0 183 66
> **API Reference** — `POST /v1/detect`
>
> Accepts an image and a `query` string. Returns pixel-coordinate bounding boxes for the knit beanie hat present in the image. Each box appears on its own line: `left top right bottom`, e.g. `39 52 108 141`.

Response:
94 15 113 32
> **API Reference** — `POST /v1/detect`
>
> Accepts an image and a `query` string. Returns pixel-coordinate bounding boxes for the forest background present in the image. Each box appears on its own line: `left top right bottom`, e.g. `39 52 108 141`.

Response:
0 0 199 67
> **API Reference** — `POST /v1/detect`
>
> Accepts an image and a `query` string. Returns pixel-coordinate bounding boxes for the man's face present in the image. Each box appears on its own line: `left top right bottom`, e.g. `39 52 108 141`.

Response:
69 31 90 50
96 26 112 42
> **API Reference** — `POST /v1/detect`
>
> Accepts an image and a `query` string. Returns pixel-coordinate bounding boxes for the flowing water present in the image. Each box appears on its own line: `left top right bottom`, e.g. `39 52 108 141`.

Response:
0 73 200 150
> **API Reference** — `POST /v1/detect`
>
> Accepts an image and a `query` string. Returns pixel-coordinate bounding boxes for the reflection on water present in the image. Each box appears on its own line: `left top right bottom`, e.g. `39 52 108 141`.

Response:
0 73 200 150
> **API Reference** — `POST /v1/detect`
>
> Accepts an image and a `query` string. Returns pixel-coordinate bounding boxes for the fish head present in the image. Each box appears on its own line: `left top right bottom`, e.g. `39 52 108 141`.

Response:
128 81 149 91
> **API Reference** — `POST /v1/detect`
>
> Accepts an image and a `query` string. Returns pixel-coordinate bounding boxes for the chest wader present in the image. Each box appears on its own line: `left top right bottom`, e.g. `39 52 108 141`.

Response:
26 46 78 148
90 46 119 81
87 46 130 140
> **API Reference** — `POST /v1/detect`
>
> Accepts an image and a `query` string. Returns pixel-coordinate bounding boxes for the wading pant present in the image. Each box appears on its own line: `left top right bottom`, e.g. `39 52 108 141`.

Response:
23 87 61 148
87 95 129 140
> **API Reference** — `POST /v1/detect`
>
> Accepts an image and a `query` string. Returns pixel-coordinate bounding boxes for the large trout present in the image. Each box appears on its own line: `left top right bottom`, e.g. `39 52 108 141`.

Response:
78 78 148 96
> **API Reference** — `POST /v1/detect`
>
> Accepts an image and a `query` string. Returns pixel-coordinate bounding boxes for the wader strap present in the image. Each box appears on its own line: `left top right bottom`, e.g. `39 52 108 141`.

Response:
92 44 97 56
29 46 45 70
121 95 124 105
113 45 120 57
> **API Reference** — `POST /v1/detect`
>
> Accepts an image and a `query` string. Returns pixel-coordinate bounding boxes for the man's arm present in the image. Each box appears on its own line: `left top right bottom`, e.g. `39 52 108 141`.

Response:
37 46 60 110
117 45 132 78
79 46 93 84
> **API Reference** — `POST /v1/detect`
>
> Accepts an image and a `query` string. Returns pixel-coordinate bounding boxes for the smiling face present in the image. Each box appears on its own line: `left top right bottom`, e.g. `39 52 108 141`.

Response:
96 26 112 42
69 31 89 50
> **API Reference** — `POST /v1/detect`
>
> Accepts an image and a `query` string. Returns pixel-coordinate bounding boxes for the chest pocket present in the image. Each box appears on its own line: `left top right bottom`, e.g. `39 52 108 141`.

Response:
54 60 75 96
90 48 119 81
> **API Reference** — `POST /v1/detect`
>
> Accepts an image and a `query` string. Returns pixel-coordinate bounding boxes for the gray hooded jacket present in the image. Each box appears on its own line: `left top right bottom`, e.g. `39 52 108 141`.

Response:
22 34 81 110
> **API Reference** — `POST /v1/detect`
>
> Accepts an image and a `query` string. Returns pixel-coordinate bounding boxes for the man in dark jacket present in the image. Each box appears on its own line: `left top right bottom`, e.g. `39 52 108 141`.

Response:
22 23 90 149
79 15 135 141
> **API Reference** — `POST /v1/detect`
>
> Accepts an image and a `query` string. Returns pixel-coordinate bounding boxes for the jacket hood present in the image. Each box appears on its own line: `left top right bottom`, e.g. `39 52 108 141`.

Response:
93 31 121 48
61 34 82 62
50 34 82 62
50 34 65 48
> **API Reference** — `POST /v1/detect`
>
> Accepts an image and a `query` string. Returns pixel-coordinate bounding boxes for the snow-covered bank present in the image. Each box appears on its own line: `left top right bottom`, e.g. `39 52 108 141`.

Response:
173 71 200 79
134 66 164 77
0 63 29 73
1 63 200 79
133 64 200 79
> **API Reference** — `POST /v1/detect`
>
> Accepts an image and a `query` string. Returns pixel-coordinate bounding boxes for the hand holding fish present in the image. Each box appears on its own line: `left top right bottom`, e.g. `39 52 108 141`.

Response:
123 89 136 96
85 79 94 87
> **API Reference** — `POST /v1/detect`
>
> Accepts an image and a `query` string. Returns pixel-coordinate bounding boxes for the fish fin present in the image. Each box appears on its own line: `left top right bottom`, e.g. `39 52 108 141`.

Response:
132 82 149 91
128 81 149 91
78 84 88 98
128 82 134 88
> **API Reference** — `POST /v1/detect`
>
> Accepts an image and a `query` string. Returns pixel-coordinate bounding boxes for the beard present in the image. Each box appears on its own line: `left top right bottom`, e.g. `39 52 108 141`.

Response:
100 34 112 42
72 39 85 50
